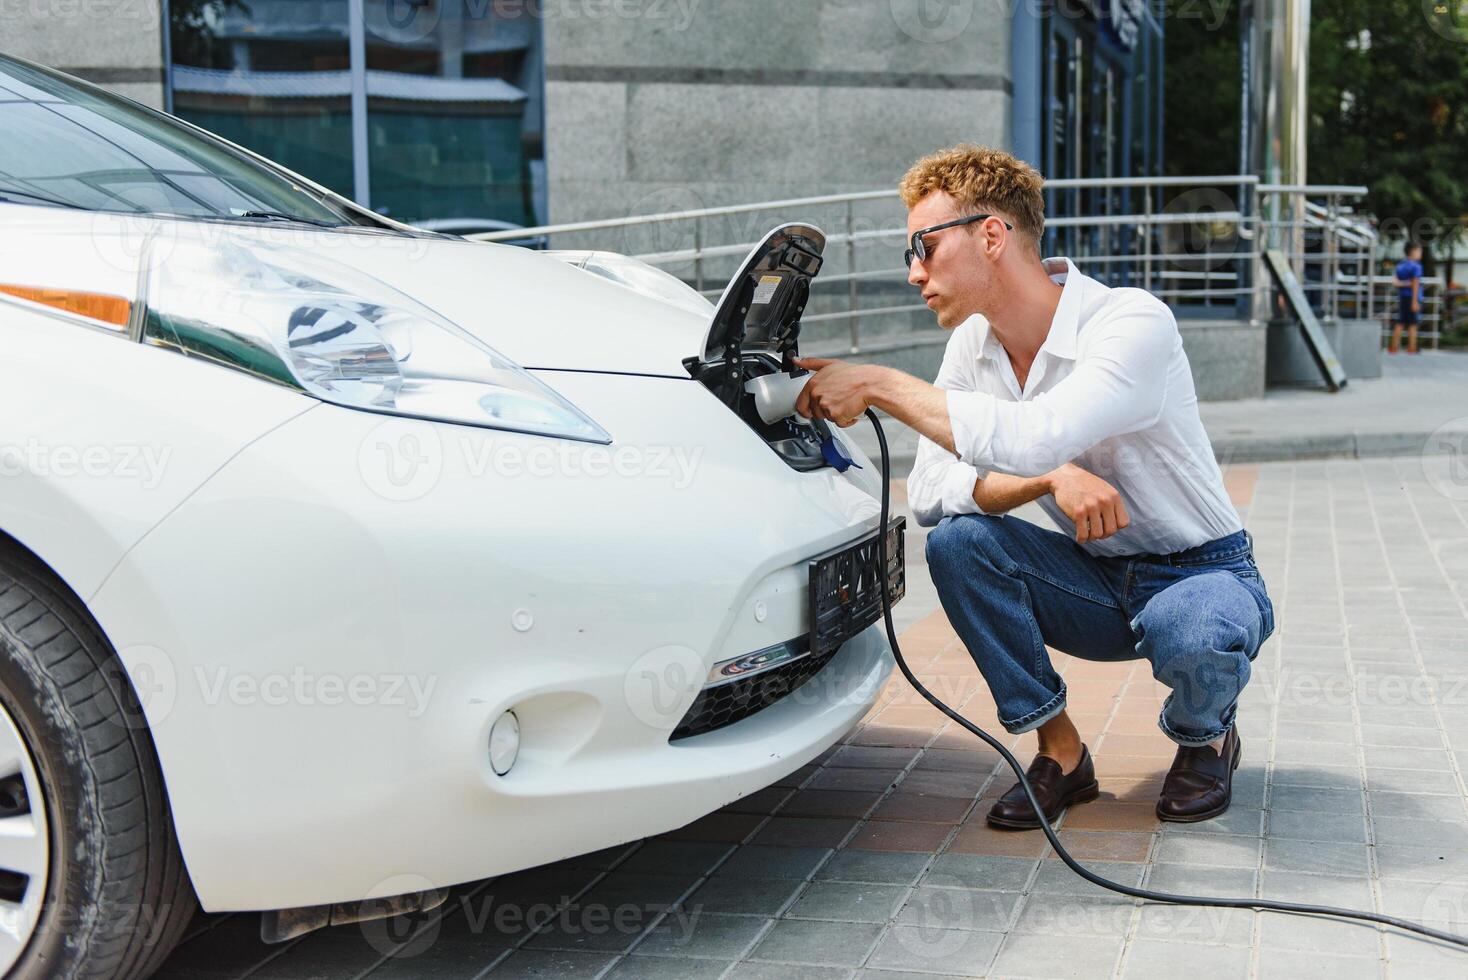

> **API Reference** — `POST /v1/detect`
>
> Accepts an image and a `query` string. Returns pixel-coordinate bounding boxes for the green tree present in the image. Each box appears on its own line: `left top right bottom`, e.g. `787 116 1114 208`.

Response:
1166 0 1468 272
1162 0 1244 179
1308 0 1468 271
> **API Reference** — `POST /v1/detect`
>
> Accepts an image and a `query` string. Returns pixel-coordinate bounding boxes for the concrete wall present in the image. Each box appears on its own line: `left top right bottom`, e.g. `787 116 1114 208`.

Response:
540 0 1013 233
1266 318 1383 386
1179 319 1268 401
3 0 166 108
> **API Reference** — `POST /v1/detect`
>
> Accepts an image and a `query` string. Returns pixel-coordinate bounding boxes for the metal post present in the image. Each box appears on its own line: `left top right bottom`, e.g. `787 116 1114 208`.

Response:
1323 193 1337 321
1433 281 1441 350
347 0 371 210
847 200 859 354
1366 235 1375 325
1142 188 1153 293
693 217 703 293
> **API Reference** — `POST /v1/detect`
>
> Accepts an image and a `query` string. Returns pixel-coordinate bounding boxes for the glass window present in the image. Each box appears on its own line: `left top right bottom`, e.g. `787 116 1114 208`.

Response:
167 0 546 228
365 1 541 225
169 0 356 200
0 53 367 224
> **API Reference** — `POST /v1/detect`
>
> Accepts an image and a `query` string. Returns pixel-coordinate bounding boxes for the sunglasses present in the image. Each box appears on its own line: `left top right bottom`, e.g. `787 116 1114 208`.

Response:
904 214 1013 268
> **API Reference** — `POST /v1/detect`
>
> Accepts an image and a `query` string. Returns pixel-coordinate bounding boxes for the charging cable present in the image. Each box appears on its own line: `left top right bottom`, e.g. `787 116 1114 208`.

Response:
864 408 1468 951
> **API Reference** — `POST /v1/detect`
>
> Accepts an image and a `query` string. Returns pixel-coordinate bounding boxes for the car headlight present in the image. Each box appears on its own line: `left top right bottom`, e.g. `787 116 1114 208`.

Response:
142 236 610 443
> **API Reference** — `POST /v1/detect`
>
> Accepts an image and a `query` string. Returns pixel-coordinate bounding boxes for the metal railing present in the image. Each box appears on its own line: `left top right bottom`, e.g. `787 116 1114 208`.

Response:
470 176 1383 354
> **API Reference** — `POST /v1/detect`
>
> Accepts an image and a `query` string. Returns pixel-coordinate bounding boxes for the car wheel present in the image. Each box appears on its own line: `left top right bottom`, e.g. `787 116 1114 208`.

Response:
0 548 196 979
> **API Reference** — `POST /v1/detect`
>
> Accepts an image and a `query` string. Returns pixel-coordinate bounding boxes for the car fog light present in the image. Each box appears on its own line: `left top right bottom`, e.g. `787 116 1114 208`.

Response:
489 711 520 776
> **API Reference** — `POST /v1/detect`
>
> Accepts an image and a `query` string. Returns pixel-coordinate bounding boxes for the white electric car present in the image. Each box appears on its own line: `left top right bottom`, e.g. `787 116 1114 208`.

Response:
0 55 900 978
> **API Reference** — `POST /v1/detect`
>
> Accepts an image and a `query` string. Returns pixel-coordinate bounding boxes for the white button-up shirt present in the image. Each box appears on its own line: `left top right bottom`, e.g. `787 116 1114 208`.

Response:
907 257 1242 557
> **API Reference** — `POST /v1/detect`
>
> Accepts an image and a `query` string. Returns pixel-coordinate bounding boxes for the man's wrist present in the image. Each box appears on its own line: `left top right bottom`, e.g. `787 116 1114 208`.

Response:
861 366 897 410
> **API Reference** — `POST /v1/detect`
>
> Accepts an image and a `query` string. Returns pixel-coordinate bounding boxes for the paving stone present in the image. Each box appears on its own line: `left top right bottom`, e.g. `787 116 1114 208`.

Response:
864 926 1004 976
725 964 853 980
1263 839 1371 876
746 918 885 967
617 841 734 876
816 849 931 885
989 931 1125 980
1253 948 1383 980
484 948 619 979
1267 808 1369 843
1372 815 1468 848
810 767 906 792
751 817 859 849
1122 938 1252 978
849 820 954 852
788 881 908 923
1009 891 1137 937
1258 871 1375 908
630 911 770 960
1257 909 1383 956
606 955 732 979
1372 844 1468 882
895 887 1020 933
684 875 804 917
715 845 831 881
920 853 1036 892
830 745 922 769
1029 859 1143 895
1153 832 1261 869
1269 785 1365 814
1131 903 1255 946
1144 863 1257 899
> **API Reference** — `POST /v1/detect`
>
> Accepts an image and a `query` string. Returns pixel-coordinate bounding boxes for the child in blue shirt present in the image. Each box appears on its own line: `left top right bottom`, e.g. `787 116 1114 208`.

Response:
1390 243 1424 354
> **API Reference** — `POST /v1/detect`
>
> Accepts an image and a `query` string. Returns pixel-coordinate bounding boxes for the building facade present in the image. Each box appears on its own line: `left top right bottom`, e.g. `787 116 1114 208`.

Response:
4 0 1163 232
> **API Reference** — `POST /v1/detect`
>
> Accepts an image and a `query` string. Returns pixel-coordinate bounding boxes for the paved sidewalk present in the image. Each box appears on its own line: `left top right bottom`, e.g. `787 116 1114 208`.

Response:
158 454 1468 979
849 349 1468 468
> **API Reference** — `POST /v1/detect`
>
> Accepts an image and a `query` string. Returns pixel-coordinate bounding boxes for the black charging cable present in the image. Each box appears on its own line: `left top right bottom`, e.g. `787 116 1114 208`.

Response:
864 407 1468 951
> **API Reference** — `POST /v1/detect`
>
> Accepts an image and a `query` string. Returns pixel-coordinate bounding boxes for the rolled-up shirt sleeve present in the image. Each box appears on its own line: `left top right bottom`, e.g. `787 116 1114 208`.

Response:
949 303 1177 478
907 320 987 527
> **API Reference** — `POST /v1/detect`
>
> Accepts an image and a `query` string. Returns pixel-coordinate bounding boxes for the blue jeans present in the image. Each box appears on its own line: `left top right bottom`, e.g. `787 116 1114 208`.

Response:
925 515 1275 747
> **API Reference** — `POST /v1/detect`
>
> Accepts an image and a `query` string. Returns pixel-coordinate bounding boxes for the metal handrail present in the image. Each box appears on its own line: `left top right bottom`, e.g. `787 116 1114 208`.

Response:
466 175 1260 244
458 176 1380 352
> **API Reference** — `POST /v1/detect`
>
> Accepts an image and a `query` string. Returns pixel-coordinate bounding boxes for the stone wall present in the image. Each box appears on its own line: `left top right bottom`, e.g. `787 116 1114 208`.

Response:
5 0 166 108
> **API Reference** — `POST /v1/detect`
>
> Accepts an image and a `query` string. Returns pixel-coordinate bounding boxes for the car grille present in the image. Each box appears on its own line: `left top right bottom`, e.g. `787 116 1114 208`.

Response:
669 644 836 741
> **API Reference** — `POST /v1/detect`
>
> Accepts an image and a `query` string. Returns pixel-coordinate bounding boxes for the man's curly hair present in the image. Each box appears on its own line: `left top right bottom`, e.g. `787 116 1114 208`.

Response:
898 144 1045 251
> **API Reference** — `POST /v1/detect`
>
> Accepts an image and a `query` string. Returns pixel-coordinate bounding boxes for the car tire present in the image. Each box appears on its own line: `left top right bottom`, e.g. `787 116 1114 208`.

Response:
0 547 196 979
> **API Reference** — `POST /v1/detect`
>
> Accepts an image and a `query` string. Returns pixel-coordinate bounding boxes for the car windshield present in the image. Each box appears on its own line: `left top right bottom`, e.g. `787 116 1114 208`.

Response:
0 55 376 227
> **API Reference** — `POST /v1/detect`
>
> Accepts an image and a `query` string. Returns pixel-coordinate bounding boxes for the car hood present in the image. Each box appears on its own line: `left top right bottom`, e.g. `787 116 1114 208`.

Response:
14 208 714 377
302 230 711 376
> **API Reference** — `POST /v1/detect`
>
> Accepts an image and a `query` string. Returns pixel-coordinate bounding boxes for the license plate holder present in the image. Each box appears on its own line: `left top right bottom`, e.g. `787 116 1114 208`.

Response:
809 518 906 658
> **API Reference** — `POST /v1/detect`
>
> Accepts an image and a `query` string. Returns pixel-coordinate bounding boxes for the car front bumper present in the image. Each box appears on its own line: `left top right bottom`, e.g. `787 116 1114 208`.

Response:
89 370 893 911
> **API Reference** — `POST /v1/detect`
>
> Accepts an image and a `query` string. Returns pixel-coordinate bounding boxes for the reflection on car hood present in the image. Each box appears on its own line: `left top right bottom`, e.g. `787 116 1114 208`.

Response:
333 234 707 376
22 209 708 377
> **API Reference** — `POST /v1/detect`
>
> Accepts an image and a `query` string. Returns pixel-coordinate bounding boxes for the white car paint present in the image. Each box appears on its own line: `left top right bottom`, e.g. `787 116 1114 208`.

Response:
2 205 892 913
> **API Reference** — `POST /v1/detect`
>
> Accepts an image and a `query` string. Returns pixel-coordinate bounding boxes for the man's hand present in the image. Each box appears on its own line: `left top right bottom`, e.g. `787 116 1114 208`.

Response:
792 357 883 427
1047 464 1130 543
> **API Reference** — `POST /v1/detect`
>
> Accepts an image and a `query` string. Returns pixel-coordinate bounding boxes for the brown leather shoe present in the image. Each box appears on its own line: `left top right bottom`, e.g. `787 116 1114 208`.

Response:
986 746 1099 830
1156 728 1241 822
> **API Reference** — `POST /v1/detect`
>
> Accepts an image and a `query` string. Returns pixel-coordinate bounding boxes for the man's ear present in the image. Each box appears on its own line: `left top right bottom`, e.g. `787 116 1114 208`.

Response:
981 216 1008 260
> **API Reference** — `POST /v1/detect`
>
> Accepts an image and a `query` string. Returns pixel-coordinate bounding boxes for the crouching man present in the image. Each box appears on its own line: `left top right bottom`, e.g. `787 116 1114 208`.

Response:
794 145 1274 828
